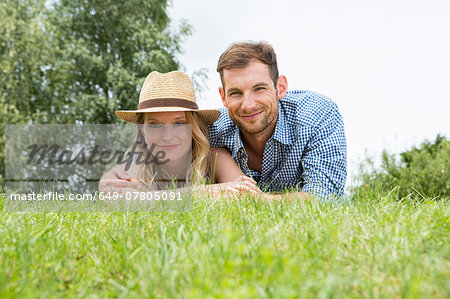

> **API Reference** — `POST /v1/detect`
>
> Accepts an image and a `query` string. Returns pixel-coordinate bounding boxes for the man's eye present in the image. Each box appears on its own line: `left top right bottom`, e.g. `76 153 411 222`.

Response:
229 91 241 96
255 87 265 91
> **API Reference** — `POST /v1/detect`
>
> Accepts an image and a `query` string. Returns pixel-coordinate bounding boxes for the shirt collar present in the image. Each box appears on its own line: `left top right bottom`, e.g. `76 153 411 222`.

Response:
272 100 293 145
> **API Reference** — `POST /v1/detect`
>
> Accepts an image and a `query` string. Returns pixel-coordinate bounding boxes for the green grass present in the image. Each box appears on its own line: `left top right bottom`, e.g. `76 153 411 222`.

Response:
0 192 448 298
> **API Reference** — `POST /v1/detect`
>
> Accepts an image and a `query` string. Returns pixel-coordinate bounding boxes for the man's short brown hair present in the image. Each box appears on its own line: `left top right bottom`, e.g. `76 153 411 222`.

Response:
216 41 279 88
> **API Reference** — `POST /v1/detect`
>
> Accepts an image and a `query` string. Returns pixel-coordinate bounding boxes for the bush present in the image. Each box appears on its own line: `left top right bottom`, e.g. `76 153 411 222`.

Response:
353 135 449 200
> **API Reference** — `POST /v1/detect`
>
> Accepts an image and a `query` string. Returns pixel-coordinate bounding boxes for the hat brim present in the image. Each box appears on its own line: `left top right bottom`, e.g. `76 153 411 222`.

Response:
115 107 221 126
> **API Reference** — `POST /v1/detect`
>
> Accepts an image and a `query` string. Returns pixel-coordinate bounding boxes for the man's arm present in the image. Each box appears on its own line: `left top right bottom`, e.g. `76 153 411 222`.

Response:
209 148 312 200
300 102 347 200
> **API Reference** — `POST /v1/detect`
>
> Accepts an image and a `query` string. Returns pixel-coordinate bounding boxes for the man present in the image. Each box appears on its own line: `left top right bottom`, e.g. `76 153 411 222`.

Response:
209 41 347 200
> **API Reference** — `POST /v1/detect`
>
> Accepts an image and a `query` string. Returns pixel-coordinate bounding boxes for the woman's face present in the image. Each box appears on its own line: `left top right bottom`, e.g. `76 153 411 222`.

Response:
141 111 192 165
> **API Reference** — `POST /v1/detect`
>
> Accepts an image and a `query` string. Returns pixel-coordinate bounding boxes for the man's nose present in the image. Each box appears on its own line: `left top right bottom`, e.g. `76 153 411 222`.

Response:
241 92 257 112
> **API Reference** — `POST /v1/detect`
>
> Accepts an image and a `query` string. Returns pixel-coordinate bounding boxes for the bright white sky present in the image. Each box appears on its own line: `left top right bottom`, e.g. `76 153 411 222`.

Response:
169 0 450 184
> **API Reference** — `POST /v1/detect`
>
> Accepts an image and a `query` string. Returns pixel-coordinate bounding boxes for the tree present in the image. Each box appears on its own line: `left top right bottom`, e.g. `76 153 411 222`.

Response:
0 0 52 186
49 0 191 124
0 0 192 187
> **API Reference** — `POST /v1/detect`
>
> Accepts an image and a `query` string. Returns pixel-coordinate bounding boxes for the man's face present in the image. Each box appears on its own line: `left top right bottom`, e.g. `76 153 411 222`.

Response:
219 60 287 136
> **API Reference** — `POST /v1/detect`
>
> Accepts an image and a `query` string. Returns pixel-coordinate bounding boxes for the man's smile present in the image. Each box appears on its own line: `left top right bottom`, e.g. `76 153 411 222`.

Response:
240 111 263 120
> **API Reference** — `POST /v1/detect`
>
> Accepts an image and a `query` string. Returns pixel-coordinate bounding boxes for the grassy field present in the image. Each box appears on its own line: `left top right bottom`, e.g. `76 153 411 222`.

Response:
0 192 448 298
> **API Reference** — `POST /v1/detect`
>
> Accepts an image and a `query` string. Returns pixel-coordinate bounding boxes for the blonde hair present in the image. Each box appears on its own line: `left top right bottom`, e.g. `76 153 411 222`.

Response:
135 112 211 190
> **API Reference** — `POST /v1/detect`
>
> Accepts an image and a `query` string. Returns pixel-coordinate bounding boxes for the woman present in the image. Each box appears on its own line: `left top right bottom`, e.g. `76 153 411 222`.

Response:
101 71 259 194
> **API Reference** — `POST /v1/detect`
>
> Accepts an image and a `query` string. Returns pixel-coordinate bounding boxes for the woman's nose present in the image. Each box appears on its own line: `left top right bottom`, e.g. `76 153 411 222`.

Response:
161 124 180 141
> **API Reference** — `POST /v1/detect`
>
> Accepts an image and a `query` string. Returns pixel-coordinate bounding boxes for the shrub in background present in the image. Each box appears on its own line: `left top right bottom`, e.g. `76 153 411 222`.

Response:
353 135 449 200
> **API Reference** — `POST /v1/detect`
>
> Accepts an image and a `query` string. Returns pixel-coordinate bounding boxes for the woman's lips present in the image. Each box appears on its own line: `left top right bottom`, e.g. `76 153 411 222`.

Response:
241 111 262 120
158 144 179 151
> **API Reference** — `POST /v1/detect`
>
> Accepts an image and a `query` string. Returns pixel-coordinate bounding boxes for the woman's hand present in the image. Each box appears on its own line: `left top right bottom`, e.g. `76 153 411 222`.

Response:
99 165 142 194
195 175 262 197
222 175 262 194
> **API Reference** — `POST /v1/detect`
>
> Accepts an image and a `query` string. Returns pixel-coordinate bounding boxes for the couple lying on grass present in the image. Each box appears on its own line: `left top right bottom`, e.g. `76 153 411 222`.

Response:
100 41 347 201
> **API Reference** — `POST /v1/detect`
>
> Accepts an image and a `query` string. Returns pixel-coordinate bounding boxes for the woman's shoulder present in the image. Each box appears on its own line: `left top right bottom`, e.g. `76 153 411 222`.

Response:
207 107 238 141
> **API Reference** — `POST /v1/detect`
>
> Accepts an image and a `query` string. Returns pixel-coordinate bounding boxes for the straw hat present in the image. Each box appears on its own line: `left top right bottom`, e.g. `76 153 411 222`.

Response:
115 71 220 125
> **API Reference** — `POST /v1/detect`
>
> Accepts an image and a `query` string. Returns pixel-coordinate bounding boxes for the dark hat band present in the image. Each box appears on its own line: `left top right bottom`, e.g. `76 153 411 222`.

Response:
138 98 199 110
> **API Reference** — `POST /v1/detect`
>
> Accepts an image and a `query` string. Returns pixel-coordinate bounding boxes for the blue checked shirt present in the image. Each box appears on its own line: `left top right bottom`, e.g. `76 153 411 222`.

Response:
208 90 347 199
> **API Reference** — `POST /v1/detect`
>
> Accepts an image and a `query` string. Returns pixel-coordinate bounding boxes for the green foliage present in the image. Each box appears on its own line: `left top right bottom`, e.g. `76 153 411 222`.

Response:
354 135 450 200
48 0 191 124
0 0 192 185
0 0 50 185
0 194 448 297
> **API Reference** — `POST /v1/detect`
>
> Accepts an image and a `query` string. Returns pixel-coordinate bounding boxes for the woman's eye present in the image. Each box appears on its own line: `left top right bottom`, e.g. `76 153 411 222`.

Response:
174 121 185 126
149 123 161 128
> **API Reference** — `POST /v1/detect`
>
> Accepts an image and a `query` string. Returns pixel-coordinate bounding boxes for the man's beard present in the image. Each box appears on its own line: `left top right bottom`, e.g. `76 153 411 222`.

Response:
232 110 278 135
